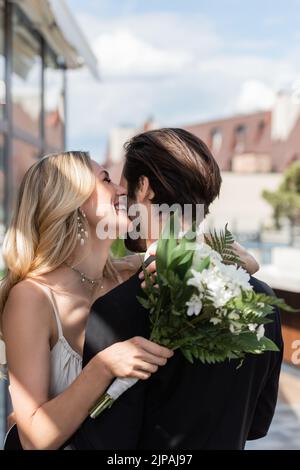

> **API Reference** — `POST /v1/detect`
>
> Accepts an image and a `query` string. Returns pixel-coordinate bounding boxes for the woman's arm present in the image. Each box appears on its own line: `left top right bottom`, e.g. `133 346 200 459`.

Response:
3 283 173 450
203 234 259 275
3 283 113 450
231 241 259 275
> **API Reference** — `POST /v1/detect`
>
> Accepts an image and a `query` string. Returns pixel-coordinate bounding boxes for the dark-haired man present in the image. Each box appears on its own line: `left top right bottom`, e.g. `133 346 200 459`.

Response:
73 128 283 450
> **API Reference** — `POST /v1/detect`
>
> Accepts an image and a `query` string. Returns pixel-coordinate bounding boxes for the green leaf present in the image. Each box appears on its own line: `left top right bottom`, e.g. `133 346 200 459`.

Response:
262 161 300 227
137 295 151 310
166 212 179 264
259 337 280 352
110 238 128 258
194 255 210 272
182 223 197 244
181 348 194 363
156 211 180 277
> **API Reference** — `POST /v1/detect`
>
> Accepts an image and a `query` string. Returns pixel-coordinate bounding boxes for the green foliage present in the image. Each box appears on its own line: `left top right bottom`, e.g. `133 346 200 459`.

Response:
110 238 128 258
138 212 293 366
262 161 300 226
204 224 244 267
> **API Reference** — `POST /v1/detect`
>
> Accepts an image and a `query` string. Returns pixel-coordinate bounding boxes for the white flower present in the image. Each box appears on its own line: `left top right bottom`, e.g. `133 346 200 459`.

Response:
244 307 252 316
248 323 257 332
187 269 206 290
256 324 265 341
186 294 203 316
229 321 243 334
217 263 252 293
193 242 222 267
210 317 222 325
188 244 253 312
228 312 240 320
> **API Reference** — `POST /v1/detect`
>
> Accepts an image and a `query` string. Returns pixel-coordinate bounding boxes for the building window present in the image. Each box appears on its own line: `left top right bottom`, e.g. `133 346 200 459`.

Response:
211 128 222 154
45 50 65 151
12 7 42 140
256 120 265 142
234 124 246 153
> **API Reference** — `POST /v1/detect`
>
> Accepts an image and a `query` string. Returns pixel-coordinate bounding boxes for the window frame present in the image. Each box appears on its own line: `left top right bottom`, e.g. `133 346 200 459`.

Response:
1 1 67 221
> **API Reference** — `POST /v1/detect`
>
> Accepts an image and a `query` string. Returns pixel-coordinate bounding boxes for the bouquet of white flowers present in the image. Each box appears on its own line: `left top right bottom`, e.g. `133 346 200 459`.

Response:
89 214 295 419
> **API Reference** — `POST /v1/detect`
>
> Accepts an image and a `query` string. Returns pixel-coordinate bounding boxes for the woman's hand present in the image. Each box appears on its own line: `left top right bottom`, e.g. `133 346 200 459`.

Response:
98 336 174 381
139 259 158 289
231 242 259 275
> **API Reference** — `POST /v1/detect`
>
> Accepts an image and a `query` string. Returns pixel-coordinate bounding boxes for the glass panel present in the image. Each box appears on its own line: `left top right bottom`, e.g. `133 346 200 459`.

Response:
12 8 42 138
0 1 5 120
234 124 247 153
12 139 40 191
45 51 64 150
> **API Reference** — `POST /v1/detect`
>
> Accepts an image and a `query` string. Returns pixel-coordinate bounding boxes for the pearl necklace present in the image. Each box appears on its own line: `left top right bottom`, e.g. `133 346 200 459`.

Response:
64 262 104 289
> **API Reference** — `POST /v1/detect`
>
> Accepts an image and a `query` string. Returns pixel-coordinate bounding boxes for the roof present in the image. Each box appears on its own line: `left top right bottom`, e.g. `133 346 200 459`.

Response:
184 111 272 171
14 0 99 79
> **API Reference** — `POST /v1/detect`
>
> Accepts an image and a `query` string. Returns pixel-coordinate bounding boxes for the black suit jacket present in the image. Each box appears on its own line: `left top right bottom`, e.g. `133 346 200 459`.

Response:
72 266 283 450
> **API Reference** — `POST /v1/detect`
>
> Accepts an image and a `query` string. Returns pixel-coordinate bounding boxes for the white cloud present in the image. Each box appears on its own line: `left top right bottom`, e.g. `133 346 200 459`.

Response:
94 30 191 79
78 12 221 53
67 11 300 161
236 80 276 113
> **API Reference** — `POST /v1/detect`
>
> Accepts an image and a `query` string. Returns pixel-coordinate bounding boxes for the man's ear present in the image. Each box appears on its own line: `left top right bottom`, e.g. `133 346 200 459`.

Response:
136 176 155 203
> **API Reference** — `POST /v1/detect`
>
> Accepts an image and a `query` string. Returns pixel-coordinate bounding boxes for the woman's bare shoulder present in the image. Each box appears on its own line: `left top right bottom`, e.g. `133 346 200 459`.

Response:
2 280 52 334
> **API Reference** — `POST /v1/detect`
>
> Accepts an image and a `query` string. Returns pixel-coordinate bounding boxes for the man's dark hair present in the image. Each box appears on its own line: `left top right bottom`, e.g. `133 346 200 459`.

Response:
123 128 222 218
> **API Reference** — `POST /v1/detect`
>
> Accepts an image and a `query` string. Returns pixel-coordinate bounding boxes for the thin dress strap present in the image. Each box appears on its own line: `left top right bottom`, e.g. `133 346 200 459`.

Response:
46 288 64 339
26 279 63 339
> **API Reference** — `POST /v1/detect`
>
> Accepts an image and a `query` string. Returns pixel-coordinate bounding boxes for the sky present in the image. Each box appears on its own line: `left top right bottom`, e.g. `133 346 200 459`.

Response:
67 0 300 162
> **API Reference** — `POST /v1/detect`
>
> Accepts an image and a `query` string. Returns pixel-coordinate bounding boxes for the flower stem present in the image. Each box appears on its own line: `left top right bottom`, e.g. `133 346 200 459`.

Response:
89 393 114 419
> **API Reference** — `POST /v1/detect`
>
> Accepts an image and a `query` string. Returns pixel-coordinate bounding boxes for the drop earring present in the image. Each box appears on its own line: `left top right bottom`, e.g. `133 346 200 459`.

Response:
77 208 89 246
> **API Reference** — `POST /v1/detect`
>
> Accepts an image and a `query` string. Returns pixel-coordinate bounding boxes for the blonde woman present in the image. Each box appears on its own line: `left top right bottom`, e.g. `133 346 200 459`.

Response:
1 151 259 450
0 151 174 450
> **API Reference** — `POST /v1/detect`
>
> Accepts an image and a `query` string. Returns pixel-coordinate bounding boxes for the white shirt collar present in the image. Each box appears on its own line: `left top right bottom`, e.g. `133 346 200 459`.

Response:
144 240 158 261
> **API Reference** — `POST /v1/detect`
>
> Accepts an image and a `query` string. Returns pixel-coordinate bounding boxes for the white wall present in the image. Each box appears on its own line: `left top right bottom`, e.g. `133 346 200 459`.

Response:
206 172 282 233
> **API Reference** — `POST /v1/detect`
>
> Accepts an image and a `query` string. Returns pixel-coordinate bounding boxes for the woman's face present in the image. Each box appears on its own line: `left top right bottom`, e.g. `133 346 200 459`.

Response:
81 161 131 240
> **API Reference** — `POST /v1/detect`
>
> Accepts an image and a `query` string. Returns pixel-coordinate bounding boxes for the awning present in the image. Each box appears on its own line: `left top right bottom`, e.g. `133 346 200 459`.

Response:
13 0 99 79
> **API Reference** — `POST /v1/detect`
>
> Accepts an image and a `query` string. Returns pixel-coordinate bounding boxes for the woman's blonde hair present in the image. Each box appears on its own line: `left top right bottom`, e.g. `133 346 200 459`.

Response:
0 151 118 336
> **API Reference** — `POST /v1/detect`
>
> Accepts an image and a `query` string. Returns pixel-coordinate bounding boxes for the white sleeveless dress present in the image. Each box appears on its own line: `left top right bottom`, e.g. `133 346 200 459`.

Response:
30 281 82 397
4 281 83 450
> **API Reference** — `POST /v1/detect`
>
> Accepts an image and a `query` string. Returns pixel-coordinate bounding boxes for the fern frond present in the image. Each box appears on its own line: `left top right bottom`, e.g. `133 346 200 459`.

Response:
205 224 242 266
